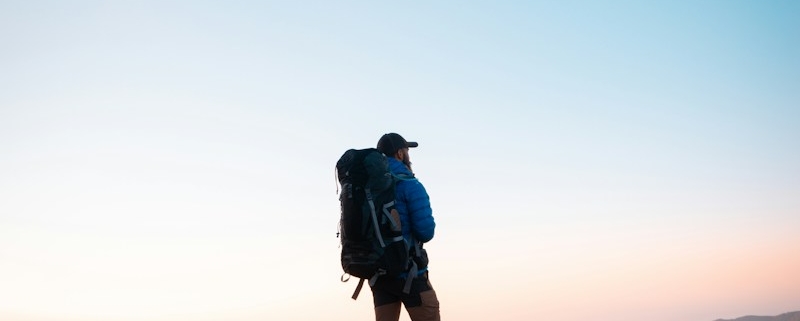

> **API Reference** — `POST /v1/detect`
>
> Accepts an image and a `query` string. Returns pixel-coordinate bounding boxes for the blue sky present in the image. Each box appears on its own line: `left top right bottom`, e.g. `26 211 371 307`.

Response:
1 1 799 321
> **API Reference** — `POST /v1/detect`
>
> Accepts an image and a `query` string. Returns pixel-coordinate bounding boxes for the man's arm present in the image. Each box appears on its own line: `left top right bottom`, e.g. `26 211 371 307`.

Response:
406 179 435 243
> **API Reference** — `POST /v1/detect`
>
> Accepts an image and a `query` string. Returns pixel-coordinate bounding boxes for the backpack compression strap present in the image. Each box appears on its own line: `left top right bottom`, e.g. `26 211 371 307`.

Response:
365 188 386 247
351 278 365 300
351 272 385 300
402 261 418 294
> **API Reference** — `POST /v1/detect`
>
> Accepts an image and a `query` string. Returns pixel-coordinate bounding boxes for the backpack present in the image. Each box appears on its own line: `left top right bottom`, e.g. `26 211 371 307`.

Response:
336 148 410 300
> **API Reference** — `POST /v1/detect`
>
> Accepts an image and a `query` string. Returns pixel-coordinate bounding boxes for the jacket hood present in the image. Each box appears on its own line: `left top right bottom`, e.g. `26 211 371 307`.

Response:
386 157 414 177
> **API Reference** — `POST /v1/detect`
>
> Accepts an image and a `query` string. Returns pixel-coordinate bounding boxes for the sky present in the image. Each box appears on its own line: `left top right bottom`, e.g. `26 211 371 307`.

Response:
1 1 798 321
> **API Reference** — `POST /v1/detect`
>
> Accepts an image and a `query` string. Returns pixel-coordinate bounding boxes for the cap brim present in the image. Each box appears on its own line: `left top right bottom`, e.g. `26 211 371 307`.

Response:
407 142 418 148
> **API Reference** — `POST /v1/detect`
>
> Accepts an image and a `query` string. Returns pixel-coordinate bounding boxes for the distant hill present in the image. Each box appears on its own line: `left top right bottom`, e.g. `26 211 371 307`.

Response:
715 311 800 321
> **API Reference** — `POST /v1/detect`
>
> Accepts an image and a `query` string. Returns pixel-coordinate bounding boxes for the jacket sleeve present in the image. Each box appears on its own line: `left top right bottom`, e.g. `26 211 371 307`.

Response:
404 179 436 243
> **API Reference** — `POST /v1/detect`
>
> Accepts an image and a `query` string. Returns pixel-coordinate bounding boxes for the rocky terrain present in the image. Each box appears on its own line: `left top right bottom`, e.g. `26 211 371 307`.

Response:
715 311 800 321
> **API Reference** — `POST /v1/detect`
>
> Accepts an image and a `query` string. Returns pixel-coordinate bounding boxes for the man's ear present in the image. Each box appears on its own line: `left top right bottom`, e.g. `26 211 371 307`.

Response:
393 151 404 161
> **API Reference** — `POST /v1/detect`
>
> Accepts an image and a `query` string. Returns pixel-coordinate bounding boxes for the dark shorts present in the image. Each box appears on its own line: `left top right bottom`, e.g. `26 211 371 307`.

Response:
370 272 435 307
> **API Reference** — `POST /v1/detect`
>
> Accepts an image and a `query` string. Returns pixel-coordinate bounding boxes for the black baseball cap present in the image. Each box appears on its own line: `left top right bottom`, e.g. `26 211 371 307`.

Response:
377 133 418 156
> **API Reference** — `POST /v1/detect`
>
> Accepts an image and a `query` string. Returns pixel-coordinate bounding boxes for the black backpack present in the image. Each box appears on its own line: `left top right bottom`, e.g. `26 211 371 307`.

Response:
336 148 410 299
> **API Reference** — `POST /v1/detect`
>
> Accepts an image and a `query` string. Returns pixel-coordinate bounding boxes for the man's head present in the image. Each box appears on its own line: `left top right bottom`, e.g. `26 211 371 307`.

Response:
377 133 418 169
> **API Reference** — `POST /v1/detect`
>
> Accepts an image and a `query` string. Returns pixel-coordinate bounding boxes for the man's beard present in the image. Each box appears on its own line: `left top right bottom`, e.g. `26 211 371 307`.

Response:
403 158 413 172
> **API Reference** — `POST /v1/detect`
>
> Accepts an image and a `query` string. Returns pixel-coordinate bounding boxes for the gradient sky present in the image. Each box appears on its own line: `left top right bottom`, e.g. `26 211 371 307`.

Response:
1 1 798 321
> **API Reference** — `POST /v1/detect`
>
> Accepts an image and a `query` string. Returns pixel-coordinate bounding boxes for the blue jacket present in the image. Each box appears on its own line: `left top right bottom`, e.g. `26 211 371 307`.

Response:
386 158 436 244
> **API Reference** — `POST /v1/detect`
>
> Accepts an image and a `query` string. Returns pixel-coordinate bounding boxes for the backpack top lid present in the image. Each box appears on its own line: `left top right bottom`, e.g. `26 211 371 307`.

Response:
336 148 392 190
377 133 418 156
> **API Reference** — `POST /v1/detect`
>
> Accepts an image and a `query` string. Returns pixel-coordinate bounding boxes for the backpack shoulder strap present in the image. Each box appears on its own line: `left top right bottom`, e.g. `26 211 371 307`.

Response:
393 173 417 181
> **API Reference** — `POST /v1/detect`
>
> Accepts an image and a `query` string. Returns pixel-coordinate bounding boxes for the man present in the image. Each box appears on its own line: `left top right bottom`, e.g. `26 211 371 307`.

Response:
372 133 440 321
